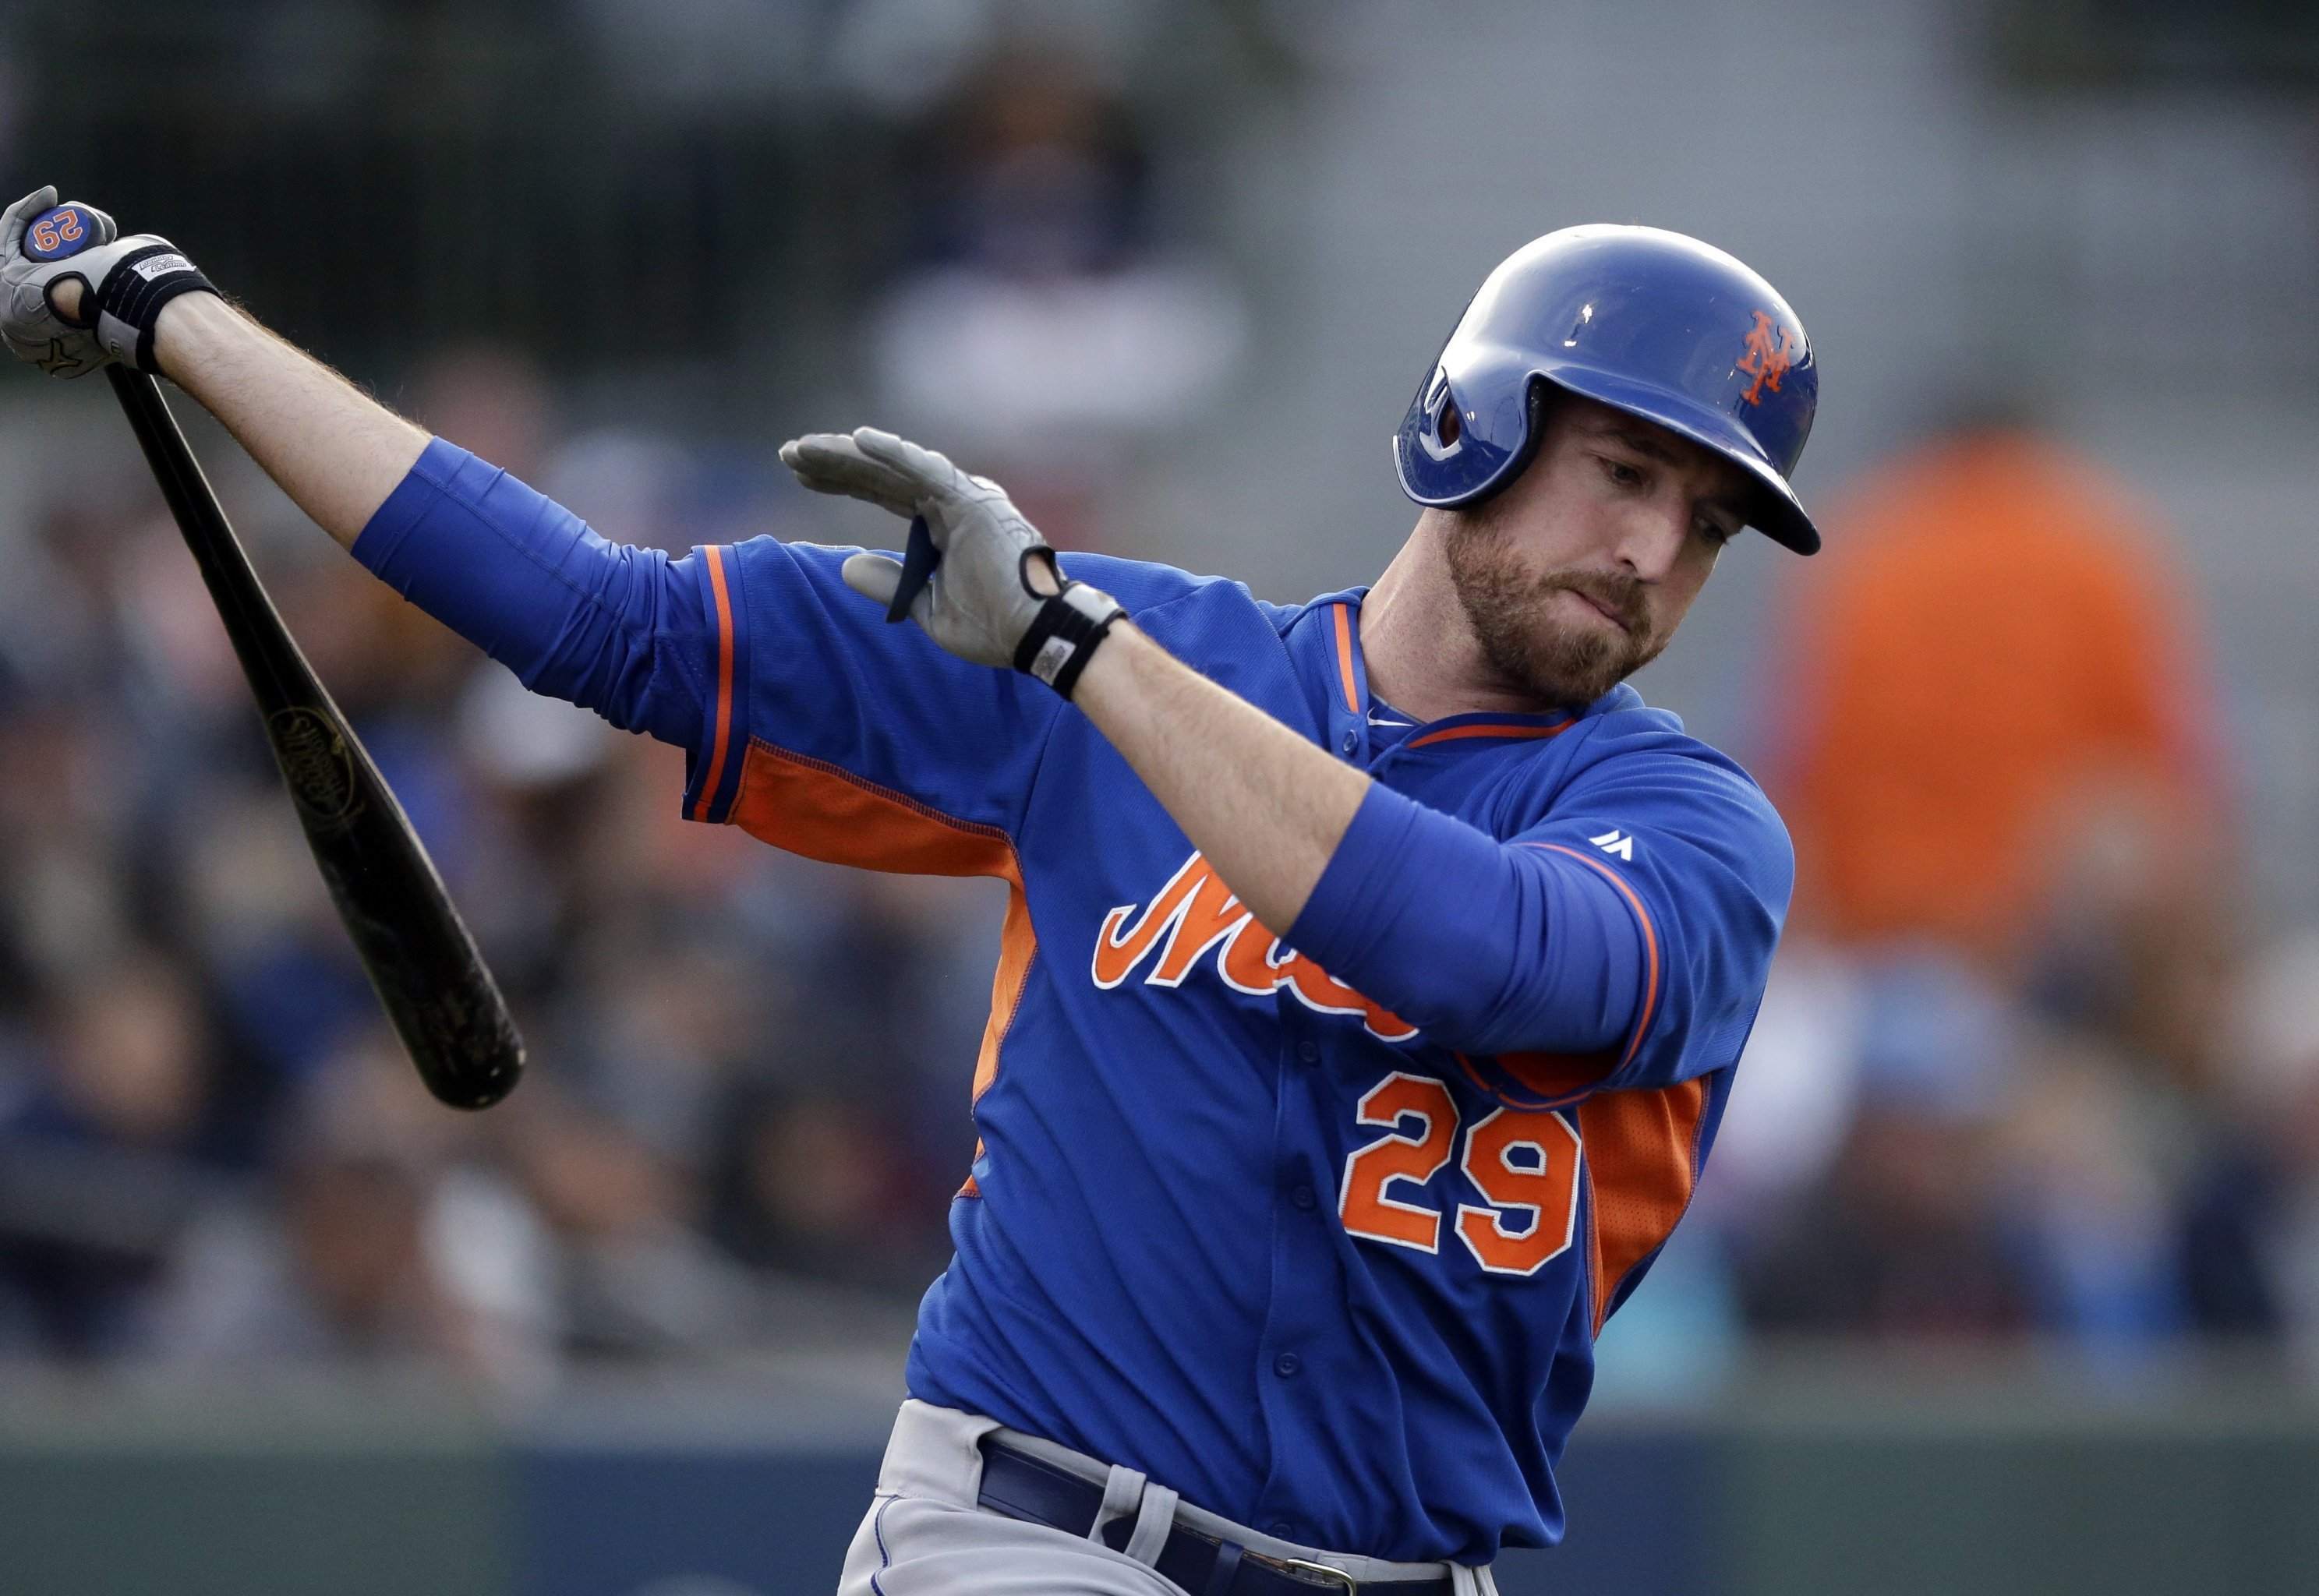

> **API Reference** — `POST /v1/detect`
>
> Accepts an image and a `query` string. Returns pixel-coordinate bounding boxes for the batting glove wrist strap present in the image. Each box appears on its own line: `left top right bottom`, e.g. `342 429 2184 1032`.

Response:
1013 582 1125 699
86 242 217 372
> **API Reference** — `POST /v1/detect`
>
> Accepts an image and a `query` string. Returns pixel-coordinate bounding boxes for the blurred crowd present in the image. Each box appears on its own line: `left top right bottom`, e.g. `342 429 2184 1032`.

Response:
4 7 2317 1403
0 344 1003 1390
1626 425 2319 1385
17 396 2319 1397
0 336 1038 1382
0 26 1255 1393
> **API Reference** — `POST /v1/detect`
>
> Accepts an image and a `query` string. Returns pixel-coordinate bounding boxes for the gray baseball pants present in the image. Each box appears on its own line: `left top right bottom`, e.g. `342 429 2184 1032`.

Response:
836 1399 1497 1596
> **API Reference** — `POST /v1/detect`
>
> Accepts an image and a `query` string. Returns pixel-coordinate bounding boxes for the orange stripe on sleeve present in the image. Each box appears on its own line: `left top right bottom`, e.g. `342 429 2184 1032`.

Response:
1331 603 1359 714
689 545 738 821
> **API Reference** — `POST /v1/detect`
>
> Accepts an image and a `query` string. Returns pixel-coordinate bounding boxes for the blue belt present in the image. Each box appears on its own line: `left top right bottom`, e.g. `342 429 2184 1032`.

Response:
975 1437 1456 1596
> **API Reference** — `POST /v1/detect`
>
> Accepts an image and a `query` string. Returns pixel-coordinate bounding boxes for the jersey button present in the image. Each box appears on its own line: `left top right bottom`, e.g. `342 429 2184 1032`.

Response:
1291 1184 1317 1211
1267 1520 1295 1538
1297 1040 1319 1064
1339 730 1359 754
1274 1352 1302 1378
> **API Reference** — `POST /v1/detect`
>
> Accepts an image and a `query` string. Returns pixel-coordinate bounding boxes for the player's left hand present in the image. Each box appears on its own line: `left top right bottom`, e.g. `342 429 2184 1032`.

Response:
780 427 1126 694
1 185 219 378
2 186 119 376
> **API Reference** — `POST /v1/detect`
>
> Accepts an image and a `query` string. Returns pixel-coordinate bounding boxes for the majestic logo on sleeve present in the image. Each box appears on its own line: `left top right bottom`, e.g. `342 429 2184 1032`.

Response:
1735 309 1796 406
1091 853 1418 1042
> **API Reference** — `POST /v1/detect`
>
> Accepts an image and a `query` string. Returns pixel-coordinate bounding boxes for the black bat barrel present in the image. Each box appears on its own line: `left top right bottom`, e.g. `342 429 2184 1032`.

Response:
106 365 525 1110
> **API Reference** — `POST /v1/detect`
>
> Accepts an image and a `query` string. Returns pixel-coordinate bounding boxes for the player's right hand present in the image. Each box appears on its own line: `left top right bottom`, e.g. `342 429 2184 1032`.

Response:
2 186 217 377
780 427 1129 697
783 427 1065 667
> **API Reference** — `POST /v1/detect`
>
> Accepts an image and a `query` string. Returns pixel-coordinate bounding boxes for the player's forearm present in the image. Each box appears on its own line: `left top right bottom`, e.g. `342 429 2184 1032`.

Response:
1070 623 1370 933
150 291 426 550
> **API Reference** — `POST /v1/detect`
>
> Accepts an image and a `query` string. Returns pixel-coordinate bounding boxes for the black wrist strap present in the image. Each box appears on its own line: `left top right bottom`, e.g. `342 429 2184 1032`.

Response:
92 242 217 372
1013 582 1126 699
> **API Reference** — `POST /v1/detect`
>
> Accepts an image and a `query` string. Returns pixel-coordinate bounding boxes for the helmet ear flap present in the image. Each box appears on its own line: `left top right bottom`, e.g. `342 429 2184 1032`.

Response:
1416 367 1462 460
1459 376 1553 508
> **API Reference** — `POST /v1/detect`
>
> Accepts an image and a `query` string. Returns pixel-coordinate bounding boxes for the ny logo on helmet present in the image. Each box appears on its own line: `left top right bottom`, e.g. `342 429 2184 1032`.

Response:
1735 310 1797 407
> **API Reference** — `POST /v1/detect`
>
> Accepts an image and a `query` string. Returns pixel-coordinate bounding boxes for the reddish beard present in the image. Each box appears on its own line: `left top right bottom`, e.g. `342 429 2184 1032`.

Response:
1444 518 1665 710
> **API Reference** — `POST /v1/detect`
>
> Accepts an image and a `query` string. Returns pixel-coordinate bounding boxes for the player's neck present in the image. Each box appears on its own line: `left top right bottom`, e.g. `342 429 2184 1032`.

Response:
1361 515 1564 723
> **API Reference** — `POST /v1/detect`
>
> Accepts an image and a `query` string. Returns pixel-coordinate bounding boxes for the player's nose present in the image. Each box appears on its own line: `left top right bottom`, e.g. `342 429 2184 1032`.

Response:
1609 501 1689 583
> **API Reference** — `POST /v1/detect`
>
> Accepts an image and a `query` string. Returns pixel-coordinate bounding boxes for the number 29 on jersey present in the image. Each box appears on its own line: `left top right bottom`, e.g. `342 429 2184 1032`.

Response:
1338 1072 1581 1276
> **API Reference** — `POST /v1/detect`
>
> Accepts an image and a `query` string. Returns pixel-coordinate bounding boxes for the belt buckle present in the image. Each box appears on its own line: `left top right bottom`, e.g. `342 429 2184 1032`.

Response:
1268 1555 1360 1594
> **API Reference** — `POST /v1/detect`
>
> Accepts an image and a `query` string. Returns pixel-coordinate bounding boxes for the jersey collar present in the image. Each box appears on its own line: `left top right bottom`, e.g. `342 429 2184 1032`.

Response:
1292 586 1636 765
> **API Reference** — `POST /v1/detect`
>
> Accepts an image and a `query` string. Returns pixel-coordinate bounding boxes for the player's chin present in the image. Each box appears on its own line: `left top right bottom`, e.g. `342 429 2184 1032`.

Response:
1511 621 1655 708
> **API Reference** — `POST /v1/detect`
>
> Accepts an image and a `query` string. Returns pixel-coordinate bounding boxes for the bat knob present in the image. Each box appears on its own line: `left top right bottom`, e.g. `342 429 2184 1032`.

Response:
23 203 97 262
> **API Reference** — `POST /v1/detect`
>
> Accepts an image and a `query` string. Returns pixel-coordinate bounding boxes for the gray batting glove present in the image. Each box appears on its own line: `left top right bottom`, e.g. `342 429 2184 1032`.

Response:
780 427 1126 697
2 187 118 376
0 186 217 376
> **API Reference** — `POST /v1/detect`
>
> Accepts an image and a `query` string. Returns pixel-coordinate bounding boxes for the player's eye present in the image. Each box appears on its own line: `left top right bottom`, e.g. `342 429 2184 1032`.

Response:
1597 455 1645 489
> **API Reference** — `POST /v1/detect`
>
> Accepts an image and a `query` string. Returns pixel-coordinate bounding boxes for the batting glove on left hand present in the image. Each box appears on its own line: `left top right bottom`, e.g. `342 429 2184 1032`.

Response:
780 427 1126 698
1 185 217 377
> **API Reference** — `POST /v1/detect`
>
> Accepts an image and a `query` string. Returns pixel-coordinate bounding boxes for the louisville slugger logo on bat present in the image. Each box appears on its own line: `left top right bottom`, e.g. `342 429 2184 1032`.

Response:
267 705 363 831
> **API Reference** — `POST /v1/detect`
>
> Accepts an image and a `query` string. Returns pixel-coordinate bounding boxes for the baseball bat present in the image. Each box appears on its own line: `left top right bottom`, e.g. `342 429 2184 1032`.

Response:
103 365 525 1109
83 364 524 1118
21 200 521 1108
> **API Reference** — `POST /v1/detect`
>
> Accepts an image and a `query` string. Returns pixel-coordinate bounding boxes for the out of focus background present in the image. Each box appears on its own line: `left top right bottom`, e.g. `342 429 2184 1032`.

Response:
1 2 2317 1593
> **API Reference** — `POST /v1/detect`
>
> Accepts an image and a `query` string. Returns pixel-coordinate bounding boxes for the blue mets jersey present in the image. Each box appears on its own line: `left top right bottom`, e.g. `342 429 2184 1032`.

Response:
357 440 1793 1565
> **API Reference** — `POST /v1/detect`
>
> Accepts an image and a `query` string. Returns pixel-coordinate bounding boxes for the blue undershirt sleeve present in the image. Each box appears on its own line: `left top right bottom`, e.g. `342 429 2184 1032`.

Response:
351 438 715 750
1287 782 1646 1060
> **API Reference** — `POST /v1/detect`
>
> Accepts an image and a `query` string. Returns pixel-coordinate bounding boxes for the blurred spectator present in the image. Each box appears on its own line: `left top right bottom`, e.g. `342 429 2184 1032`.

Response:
1768 426 2233 1083
1996 1029 2188 1358
2176 932 2319 1351
503 1092 761 1359
154 1032 556 1392
1695 939 1866 1226
1722 422 2249 1363
407 344 556 486
1737 951 2038 1340
709 1082 952 1295
871 49 1243 548
0 952 224 1358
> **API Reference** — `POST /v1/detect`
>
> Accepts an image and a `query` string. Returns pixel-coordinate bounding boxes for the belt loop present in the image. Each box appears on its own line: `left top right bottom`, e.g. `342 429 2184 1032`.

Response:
1091 1463 1147 1543
1122 1481 1179 1565
1451 1564 1495 1596
1204 1541 1246 1596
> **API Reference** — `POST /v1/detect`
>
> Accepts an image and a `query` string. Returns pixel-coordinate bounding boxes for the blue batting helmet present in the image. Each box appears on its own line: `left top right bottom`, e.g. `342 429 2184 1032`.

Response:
1394 224 1820 554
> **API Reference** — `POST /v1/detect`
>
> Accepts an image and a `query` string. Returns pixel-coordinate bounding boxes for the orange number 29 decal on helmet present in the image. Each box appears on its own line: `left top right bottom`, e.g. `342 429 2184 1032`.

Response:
1338 1072 1458 1252
1340 1075 1582 1274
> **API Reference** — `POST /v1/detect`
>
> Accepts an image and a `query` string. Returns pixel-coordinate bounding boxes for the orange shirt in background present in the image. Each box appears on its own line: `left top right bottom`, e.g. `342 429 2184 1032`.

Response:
1768 432 2223 958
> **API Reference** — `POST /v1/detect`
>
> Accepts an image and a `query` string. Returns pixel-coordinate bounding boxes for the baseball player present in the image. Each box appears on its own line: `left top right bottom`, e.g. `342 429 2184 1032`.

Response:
2 189 1813 1594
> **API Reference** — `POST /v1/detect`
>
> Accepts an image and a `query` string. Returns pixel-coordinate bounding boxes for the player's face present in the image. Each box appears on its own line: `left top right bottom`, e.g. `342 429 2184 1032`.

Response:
1444 392 1753 710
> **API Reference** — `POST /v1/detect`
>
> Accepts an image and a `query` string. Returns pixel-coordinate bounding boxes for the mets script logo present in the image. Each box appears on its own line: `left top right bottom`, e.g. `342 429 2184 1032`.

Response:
1735 310 1796 406
1091 853 1418 1042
